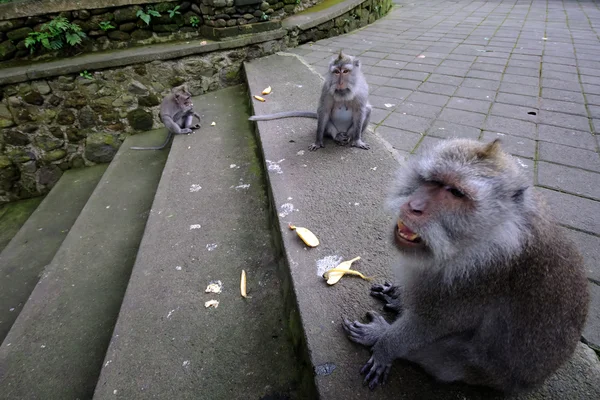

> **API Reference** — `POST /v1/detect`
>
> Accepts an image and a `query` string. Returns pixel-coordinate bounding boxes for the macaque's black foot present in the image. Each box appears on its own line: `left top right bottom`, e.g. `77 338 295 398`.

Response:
309 142 324 151
351 139 371 150
334 133 351 145
370 282 403 313
191 123 201 130
342 311 390 347
360 354 392 391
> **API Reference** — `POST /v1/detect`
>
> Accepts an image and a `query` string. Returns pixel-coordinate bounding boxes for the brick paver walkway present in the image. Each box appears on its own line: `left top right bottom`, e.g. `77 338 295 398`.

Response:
291 0 599 349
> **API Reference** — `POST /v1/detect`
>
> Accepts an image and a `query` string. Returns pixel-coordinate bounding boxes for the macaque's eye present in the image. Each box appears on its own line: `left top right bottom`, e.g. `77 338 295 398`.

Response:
342 69 349 74
333 69 340 75
445 186 465 198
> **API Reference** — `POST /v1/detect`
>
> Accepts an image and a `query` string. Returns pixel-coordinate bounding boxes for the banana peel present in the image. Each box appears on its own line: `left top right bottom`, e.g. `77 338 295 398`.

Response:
323 256 372 285
289 224 319 247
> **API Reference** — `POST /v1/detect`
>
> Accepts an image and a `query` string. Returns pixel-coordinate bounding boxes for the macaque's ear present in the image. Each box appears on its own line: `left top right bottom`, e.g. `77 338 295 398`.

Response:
338 49 344 60
477 139 501 159
353 58 360 68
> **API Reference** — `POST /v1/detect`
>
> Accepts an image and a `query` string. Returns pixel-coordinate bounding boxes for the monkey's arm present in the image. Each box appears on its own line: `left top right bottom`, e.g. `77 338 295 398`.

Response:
310 92 333 151
347 97 371 150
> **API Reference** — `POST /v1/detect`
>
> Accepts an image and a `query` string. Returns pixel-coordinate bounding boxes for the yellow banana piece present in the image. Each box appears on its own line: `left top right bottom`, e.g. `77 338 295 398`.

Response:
253 95 266 102
289 224 319 247
262 86 272 95
323 256 364 285
240 270 247 298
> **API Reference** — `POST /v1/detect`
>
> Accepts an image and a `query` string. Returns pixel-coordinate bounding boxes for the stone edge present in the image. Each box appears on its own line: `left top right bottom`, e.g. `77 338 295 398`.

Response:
0 0 385 86
0 0 176 20
282 0 365 31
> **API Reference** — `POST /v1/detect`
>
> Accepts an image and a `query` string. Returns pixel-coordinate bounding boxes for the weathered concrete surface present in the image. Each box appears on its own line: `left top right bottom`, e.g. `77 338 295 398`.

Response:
93 86 301 400
0 165 106 343
245 49 600 399
0 196 43 252
0 129 168 400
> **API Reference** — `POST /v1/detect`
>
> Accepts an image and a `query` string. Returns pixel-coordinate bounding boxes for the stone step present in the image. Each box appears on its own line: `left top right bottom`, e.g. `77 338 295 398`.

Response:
92 85 302 400
0 165 107 343
243 52 600 399
0 130 169 400
0 196 44 253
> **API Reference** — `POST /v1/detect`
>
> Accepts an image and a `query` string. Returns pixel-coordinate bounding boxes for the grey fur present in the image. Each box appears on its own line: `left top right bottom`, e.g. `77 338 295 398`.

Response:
131 85 202 150
343 139 590 394
247 51 372 151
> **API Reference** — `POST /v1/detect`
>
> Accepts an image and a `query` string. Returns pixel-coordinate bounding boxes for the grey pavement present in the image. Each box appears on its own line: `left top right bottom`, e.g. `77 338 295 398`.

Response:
289 0 600 349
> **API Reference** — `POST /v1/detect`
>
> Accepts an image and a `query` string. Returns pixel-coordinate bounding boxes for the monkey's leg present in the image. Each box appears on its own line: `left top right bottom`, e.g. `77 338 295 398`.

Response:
164 116 192 135
350 105 371 150
310 96 333 151
370 282 403 313
182 114 199 131
190 112 202 129
325 122 350 146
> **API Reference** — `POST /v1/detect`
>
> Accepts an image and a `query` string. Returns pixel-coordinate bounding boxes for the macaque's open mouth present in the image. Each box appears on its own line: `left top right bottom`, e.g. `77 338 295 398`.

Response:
395 220 422 245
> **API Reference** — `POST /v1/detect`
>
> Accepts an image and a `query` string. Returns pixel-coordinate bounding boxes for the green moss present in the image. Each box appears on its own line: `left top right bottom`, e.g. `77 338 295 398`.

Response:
295 0 347 15
0 196 44 252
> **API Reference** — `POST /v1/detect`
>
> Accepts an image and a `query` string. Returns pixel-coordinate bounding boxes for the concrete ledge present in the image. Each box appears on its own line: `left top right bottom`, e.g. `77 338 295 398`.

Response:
0 0 175 20
283 0 365 31
0 29 285 86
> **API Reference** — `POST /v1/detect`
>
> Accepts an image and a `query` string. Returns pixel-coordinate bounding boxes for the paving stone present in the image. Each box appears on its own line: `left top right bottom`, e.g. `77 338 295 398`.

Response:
437 108 487 128
394 70 430 81
406 91 450 107
490 103 539 122
582 83 600 95
394 102 442 119
565 229 600 281
358 56 385 66
385 78 421 90
542 78 580 91
363 66 399 77
587 105 600 119
542 68 582 83
454 86 496 101
495 92 539 108
471 62 505 73
541 88 585 103
508 59 541 69
404 62 437 73
375 125 423 152
536 187 600 234
376 59 408 69
386 53 418 62
475 57 509 66
538 141 600 172
466 69 503 81
418 82 457 96
427 120 481 139
544 63 578 73
372 86 412 101
371 107 392 125
481 131 536 159
414 134 445 154
586 94 600 106
538 124 597 149
537 161 600 200
581 74 600 86
505 66 540 77
382 112 433 134
446 97 492 114
364 74 391 86
461 77 501 91
426 74 464 86
537 110 591 132
439 60 473 69
499 81 540 97
485 115 537 138
539 98 588 116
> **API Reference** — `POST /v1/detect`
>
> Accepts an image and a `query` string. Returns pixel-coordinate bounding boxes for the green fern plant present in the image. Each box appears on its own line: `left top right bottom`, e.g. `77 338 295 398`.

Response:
190 16 200 27
24 16 86 54
80 70 93 79
136 8 161 25
98 21 115 31
168 6 181 18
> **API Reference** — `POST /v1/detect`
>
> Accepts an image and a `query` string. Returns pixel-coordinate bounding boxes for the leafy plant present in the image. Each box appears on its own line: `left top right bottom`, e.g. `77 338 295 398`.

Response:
80 70 93 79
24 16 86 54
190 16 200 27
168 6 181 18
136 8 161 25
295 0 301 4
260 13 269 21
98 21 115 31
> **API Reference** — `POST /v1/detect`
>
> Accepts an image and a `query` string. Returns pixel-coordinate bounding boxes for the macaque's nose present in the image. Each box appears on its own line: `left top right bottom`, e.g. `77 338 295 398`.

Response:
408 199 426 216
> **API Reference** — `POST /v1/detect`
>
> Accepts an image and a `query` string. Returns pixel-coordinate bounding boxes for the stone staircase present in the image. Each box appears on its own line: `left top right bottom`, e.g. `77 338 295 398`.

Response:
0 53 599 400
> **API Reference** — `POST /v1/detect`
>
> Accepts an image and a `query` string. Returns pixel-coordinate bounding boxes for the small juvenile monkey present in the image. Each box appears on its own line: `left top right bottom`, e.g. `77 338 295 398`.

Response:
343 139 589 394
131 84 202 150
248 51 372 151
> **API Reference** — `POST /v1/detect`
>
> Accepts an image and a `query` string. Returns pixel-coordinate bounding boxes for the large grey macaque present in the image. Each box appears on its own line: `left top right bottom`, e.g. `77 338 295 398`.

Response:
248 51 372 151
343 139 589 394
131 84 201 150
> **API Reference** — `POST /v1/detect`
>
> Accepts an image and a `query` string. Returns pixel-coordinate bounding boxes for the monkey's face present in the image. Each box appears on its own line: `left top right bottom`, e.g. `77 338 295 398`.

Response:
389 139 530 261
328 56 361 99
174 90 193 109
